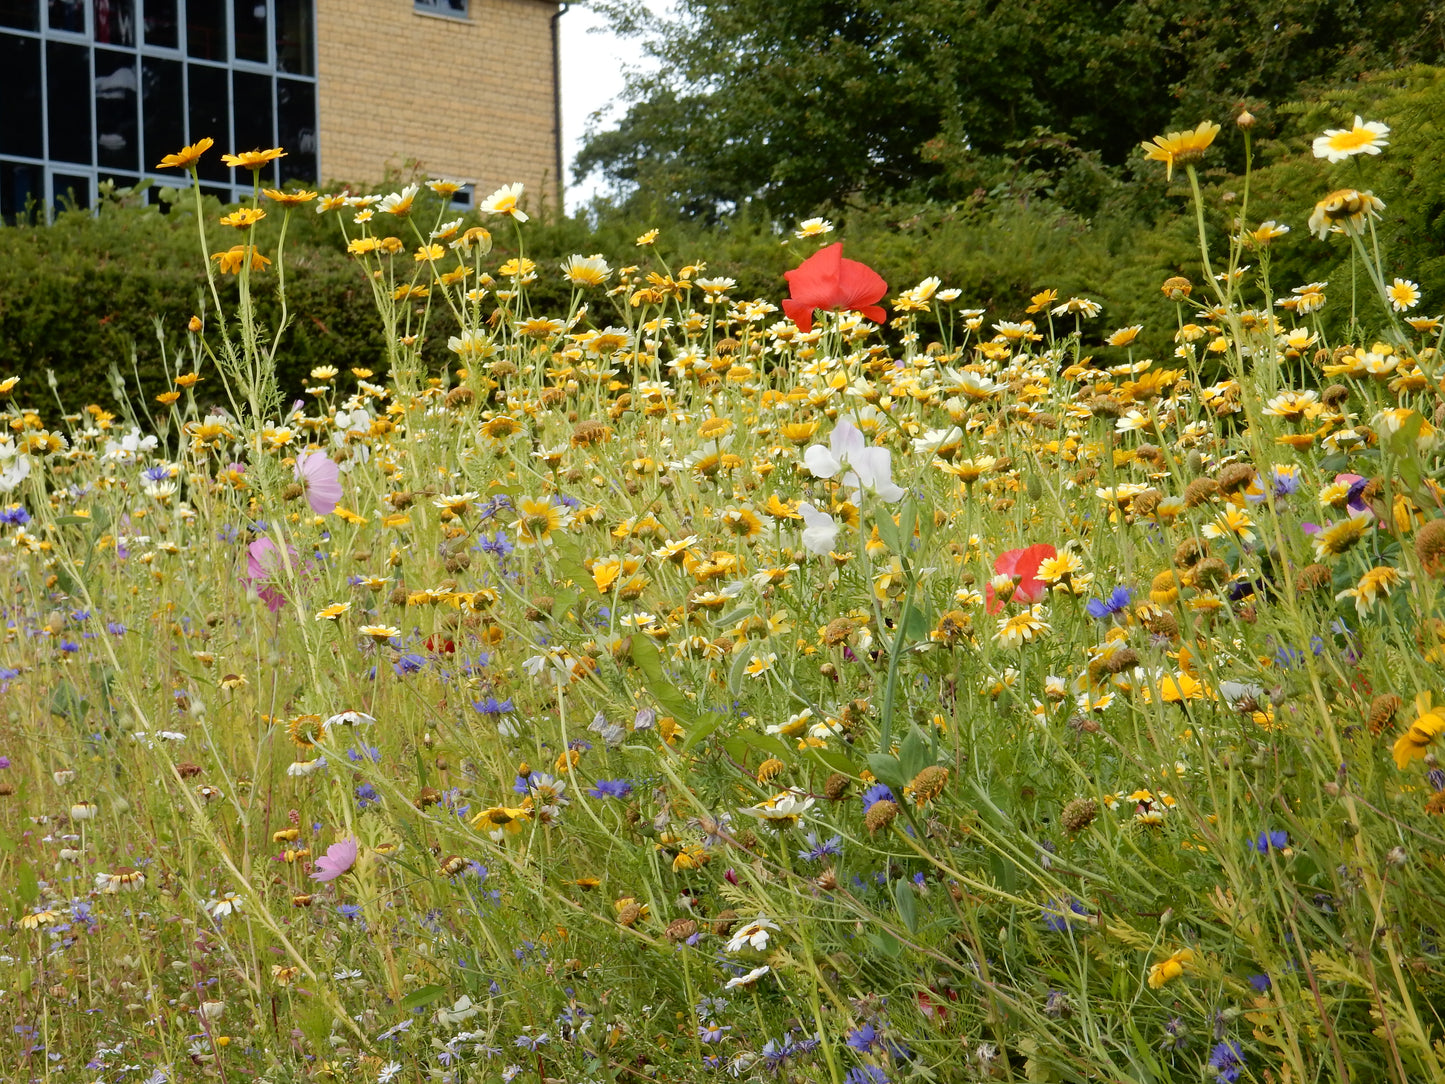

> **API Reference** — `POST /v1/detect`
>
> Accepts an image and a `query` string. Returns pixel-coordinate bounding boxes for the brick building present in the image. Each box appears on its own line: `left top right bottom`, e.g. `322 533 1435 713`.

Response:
0 0 564 219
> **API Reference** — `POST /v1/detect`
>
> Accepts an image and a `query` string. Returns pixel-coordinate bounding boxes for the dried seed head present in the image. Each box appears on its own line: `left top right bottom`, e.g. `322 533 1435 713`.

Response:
1192 557 1230 587
1216 463 1256 495
712 909 738 937
1183 477 1220 508
1173 538 1206 569
445 386 474 408
1103 647 1140 674
908 766 948 805
864 799 899 835
665 918 698 943
1414 518 1445 576
822 618 857 646
1321 383 1350 407
1144 611 1180 638
1061 797 1099 833
1367 693 1403 735
1295 563 1333 593
824 772 851 801
616 902 644 928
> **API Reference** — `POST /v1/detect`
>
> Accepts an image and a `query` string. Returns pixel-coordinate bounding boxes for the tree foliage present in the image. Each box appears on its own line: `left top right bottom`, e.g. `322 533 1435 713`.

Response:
577 0 1444 218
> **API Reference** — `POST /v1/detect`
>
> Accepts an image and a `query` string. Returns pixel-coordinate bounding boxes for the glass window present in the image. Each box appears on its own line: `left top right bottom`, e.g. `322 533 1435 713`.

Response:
52 170 91 210
415 0 466 16
276 76 313 182
234 0 267 62
0 33 43 158
275 0 311 75
231 69 274 176
94 48 137 171
46 41 92 164
143 0 177 47
92 0 133 44
186 62 228 180
48 0 83 31
186 0 225 60
1 161 44 222
0 0 39 31
142 56 182 170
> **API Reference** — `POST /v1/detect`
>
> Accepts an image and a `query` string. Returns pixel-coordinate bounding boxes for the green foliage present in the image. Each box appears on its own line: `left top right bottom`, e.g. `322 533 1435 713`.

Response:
580 0 1444 216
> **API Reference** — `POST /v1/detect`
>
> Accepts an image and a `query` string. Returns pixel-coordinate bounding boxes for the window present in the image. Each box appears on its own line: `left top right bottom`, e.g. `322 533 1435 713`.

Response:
414 0 467 17
95 48 138 171
0 34 43 158
47 41 91 163
0 0 39 31
1 0 318 212
143 0 177 48
92 0 134 46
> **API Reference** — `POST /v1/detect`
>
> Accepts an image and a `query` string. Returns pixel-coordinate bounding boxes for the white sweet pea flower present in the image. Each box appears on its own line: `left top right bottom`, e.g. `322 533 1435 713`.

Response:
796 502 840 555
802 418 906 503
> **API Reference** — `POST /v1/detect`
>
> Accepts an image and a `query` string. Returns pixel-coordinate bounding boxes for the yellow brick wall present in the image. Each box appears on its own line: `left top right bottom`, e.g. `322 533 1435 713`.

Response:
315 0 561 214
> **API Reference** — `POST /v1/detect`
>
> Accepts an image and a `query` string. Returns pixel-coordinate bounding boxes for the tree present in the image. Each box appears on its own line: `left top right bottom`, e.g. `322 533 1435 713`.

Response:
576 0 1444 219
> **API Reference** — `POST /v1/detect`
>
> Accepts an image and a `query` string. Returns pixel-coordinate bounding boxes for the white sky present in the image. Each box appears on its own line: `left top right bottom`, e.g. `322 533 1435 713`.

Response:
558 2 665 213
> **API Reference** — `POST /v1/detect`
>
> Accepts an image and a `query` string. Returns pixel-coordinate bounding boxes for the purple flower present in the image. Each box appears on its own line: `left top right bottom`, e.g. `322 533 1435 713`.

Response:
1043 896 1089 932
1248 830 1289 854
1248 973 1272 993
860 782 896 810
1085 586 1133 620
587 779 632 800
311 837 359 882
296 450 342 515
1207 1040 1244 1083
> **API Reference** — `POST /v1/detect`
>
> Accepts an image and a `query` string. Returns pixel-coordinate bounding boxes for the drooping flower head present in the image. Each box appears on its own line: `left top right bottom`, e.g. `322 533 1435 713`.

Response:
1140 121 1220 180
1308 188 1385 240
782 243 887 333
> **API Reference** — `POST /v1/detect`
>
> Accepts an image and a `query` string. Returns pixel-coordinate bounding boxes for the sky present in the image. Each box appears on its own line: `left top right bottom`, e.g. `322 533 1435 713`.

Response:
557 3 665 213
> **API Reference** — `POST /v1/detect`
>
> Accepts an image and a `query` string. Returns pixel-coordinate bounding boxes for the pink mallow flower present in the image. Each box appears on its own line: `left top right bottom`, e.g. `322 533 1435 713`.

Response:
311 837 358 882
296 450 342 515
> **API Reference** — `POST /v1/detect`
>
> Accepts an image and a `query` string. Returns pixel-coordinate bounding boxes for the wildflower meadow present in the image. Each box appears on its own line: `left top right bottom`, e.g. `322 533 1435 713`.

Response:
2 114 1445 1084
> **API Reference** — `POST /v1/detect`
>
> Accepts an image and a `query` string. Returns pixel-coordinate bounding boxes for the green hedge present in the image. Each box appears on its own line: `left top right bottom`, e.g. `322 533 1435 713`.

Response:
4 66 1442 419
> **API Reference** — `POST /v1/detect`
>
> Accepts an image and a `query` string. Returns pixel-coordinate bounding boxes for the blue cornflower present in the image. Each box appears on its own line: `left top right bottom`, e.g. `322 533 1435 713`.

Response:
1207 1041 1245 1083
844 1067 889 1084
587 779 632 800
0 505 31 526
1248 973 1272 993
1271 466 1301 498
796 832 843 863
479 530 514 557
141 465 171 482
1248 830 1289 854
473 695 514 715
347 745 381 763
514 1031 550 1051
1043 896 1089 932
393 653 426 676
1085 586 1133 620
859 782 896 811
845 1022 881 1053
58 639 80 653
337 903 363 922
355 783 380 809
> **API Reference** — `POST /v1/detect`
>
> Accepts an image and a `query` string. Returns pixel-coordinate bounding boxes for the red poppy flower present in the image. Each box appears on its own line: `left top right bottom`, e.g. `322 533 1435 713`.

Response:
782 242 887 333
985 543 1057 613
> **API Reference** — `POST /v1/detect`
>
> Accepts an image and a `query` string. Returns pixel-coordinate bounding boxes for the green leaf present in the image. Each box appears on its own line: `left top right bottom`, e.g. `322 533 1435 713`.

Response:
865 753 906 793
900 602 930 643
893 877 919 934
17 860 39 907
628 637 695 723
398 983 449 1010
807 748 859 777
899 725 930 781
681 711 730 753
866 929 902 958
874 511 900 552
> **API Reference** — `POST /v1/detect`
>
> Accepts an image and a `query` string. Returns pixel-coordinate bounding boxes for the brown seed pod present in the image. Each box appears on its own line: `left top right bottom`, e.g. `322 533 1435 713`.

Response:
1061 797 1099 833
864 799 899 835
